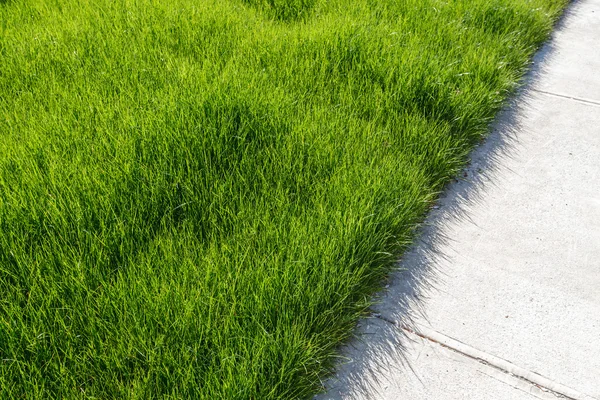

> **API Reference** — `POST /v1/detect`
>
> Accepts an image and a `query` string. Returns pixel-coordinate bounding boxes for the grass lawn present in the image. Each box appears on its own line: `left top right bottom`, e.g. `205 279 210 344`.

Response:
0 0 566 398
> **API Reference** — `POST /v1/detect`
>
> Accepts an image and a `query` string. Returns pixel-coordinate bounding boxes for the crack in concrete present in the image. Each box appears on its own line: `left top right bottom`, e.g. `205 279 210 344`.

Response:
532 88 600 107
372 314 598 400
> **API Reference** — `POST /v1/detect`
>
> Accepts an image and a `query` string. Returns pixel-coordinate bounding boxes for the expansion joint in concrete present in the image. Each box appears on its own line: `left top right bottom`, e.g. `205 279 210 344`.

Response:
372 314 597 400
532 88 600 107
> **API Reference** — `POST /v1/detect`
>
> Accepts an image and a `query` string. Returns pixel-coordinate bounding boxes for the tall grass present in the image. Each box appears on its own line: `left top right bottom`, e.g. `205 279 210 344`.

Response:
1 0 566 398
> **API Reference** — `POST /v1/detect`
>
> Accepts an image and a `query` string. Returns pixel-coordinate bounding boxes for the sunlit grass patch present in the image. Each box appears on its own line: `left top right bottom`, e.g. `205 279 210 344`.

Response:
0 0 566 398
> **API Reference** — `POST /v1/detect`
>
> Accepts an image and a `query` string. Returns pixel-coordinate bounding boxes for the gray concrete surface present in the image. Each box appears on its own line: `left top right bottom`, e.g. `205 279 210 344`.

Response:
316 0 600 398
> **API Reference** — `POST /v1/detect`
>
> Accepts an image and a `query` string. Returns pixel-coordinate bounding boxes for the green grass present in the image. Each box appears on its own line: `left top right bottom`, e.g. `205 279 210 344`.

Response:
0 0 565 398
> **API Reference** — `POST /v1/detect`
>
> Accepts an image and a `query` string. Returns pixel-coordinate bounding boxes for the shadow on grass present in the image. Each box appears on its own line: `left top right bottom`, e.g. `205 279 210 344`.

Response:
313 0 581 398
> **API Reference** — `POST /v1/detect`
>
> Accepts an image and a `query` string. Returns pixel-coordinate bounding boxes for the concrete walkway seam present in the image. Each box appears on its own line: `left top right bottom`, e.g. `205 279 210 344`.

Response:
531 89 600 107
395 321 598 400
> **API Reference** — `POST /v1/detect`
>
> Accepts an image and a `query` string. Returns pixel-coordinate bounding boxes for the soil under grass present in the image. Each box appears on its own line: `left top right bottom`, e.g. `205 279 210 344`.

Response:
1 0 566 398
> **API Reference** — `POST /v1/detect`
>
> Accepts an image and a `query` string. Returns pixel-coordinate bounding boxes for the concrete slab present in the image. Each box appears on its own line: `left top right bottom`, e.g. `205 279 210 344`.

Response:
317 0 600 398
532 0 600 102
377 92 600 397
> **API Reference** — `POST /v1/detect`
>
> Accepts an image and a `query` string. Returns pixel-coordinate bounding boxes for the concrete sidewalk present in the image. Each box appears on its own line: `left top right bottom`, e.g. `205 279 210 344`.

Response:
316 0 600 399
